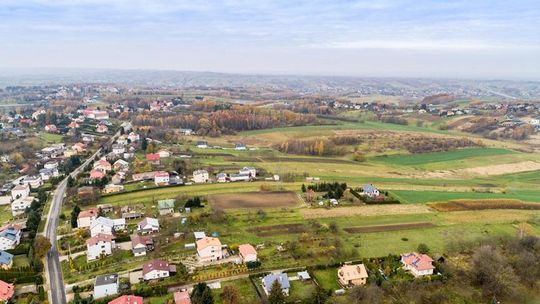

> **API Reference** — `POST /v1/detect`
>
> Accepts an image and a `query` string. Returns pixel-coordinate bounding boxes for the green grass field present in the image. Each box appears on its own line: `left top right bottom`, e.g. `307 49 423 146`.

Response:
40 132 64 144
374 147 516 166
390 189 540 204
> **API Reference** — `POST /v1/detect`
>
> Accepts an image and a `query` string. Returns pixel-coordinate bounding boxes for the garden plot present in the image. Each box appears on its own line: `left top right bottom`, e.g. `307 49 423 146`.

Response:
208 191 300 209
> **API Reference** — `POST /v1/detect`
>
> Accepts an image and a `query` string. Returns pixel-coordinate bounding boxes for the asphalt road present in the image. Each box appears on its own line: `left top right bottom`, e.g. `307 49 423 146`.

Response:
44 148 100 304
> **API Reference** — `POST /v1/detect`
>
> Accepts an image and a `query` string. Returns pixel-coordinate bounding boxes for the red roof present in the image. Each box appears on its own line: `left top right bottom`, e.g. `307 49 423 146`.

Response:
401 252 435 271
142 259 172 276
239 244 257 258
108 295 144 304
90 170 106 179
174 291 192 304
154 171 169 177
86 233 114 246
146 153 160 161
78 208 98 219
131 235 153 247
0 280 14 301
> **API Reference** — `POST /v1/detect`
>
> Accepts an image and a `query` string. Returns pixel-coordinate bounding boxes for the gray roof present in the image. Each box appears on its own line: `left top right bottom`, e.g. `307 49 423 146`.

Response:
362 184 377 193
0 227 19 241
0 250 13 265
95 273 118 286
263 273 290 290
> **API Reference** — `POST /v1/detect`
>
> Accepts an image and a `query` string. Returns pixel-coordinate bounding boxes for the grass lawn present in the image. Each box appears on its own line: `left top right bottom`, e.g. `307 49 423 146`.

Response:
373 147 515 167
145 294 173 304
0 205 13 223
288 279 316 302
313 268 341 291
213 278 260 304
12 255 31 268
40 132 64 144
390 189 540 204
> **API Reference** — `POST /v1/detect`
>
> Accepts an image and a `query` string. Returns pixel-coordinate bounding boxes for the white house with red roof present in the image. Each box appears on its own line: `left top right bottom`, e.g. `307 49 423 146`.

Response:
400 252 435 277
137 217 160 234
86 233 115 261
45 124 58 133
238 244 257 263
154 171 169 186
142 259 176 281
146 153 160 164
96 123 109 133
108 295 144 304
196 237 223 262
90 170 106 180
0 280 14 302
77 208 99 229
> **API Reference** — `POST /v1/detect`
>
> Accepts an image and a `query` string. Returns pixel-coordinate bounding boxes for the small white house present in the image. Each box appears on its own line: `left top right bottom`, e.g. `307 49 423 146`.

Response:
142 259 175 281
93 274 119 299
137 217 160 234
44 161 59 170
86 233 115 261
238 244 257 263
0 225 22 250
192 170 209 183
154 171 170 186
11 197 34 216
239 167 256 177
11 184 30 200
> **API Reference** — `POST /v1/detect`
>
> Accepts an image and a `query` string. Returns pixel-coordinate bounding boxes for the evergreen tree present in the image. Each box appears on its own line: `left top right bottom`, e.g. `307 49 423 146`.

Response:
191 282 214 304
267 281 286 304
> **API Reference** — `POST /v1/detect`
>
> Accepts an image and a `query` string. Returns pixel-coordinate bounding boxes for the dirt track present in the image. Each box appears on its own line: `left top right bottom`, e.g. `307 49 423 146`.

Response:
301 204 432 219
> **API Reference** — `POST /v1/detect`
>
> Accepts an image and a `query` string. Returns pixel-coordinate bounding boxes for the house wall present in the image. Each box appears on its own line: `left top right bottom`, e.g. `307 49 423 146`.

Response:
93 283 118 299
144 270 169 281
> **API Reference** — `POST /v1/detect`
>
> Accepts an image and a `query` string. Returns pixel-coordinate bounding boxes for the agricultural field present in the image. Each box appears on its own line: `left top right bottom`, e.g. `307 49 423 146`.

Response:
208 191 301 209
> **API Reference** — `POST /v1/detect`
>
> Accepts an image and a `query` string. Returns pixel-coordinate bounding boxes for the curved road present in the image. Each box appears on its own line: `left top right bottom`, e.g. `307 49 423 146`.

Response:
44 148 101 304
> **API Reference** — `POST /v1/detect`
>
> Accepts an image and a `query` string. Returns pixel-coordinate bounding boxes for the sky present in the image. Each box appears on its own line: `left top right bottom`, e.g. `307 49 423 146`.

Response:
0 0 539 80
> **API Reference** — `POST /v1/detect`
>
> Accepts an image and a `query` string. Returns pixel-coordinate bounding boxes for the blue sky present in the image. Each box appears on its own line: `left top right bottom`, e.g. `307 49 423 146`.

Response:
1 0 539 79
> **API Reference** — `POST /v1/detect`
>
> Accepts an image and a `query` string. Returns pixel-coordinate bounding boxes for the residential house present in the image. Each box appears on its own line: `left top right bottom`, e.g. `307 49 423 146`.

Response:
11 196 34 216
157 199 175 215
146 153 160 165
362 184 380 198
157 150 171 158
113 159 129 172
39 168 59 181
77 208 99 229
103 184 124 194
337 264 368 287
86 233 115 261
90 217 115 237
94 274 119 299
11 184 29 200
239 167 256 178
173 291 192 304
98 204 114 213
72 142 87 153
262 273 290 296
0 280 14 302
229 173 250 182
180 128 193 135
96 123 108 133
108 295 144 304
234 143 247 151
21 175 42 189
45 124 57 133
112 218 126 231
192 170 209 183
193 232 206 240
401 252 435 277
0 225 21 250
132 171 158 181
112 144 126 155
137 217 160 234
238 244 257 263
196 141 208 149
94 159 112 172
216 173 228 183
90 170 106 180
128 132 140 142
131 235 154 256
44 160 59 170
154 171 169 186
68 121 80 129
0 251 13 270
196 237 223 262
142 259 176 281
